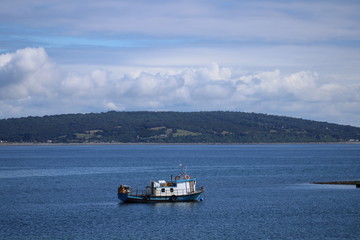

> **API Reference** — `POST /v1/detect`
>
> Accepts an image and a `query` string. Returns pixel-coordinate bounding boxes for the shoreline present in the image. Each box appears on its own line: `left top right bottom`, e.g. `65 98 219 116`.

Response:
1 141 359 146
313 181 360 185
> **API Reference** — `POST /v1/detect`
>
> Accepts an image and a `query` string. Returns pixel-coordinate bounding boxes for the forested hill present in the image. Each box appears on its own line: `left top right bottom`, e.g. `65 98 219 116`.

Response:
0 111 359 144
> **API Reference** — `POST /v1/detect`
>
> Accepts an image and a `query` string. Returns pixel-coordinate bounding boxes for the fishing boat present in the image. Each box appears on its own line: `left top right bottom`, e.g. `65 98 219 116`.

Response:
118 167 205 203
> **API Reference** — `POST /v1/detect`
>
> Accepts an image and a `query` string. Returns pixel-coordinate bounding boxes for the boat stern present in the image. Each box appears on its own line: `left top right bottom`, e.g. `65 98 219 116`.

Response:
118 185 130 202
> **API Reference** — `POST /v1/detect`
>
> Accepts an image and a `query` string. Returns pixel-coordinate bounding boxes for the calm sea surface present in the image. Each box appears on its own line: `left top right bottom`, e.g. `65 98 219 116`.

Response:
0 144 359 239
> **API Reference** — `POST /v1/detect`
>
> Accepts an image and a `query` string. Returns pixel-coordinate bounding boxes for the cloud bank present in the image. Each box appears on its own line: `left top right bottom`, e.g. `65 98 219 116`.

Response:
1 48 359 126
1 0 359 126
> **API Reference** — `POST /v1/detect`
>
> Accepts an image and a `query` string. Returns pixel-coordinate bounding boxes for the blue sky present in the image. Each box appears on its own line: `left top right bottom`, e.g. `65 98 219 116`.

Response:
1 0 360 126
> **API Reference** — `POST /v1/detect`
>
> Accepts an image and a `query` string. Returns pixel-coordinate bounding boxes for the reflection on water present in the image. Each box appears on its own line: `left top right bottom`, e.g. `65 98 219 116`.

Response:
306 183 357 189
119 201 199 208
0 166 174 179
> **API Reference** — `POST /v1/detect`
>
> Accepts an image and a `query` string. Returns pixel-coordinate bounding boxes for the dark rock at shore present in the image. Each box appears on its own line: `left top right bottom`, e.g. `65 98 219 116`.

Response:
313 181 360 185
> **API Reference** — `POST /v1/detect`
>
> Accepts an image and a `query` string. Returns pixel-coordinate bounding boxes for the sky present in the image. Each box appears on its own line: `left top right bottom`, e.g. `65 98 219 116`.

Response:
0 0 360 127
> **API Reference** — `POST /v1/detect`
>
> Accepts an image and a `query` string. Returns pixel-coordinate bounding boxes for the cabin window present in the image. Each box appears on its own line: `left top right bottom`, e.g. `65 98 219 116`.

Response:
170 188 174 192
161 188 165 193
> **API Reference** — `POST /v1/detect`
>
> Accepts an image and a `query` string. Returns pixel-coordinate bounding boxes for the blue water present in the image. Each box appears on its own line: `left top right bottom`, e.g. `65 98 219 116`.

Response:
0 144 359 239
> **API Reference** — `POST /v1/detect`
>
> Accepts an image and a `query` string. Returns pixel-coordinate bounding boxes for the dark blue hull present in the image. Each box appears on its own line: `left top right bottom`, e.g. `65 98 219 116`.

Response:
118 191 204 203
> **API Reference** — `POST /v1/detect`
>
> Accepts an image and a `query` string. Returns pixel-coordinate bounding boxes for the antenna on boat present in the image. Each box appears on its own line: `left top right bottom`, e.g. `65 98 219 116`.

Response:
179 163 187 176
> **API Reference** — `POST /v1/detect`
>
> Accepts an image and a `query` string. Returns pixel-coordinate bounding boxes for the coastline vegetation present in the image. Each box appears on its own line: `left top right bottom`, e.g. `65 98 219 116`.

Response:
0 111 359 144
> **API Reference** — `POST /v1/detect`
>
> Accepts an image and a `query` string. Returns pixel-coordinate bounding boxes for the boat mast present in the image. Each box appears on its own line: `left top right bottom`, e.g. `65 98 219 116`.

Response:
179 163 187 176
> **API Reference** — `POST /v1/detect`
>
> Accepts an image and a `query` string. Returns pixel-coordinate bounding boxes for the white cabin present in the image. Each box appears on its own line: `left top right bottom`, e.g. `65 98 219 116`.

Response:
147 178 197 197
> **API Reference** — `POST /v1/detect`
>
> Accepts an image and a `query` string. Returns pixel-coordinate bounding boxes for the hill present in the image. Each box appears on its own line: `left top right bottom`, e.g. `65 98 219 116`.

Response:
0 111 359 144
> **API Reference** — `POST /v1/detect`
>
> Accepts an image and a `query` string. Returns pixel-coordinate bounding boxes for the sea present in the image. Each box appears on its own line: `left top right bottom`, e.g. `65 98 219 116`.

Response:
0 144 359 239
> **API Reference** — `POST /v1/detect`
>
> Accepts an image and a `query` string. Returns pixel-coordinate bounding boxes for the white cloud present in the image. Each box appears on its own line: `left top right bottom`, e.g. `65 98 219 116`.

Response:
0 47 60 100
104 101 124 111
283 71 319 101
0 47 359 127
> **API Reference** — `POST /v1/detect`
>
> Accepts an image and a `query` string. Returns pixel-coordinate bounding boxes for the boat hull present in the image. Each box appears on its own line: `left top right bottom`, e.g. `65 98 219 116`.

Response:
118 191 204 203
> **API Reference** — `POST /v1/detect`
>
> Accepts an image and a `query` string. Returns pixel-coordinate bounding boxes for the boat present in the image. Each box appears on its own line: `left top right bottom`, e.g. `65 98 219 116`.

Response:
118 167 205 203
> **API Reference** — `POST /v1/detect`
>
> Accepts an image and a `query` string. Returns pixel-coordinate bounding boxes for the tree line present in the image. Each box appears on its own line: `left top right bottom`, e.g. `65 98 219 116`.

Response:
0 111 359 143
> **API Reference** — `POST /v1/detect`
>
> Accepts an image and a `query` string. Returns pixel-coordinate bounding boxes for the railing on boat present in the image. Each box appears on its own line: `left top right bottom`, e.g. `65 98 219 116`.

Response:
129 188 203 197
